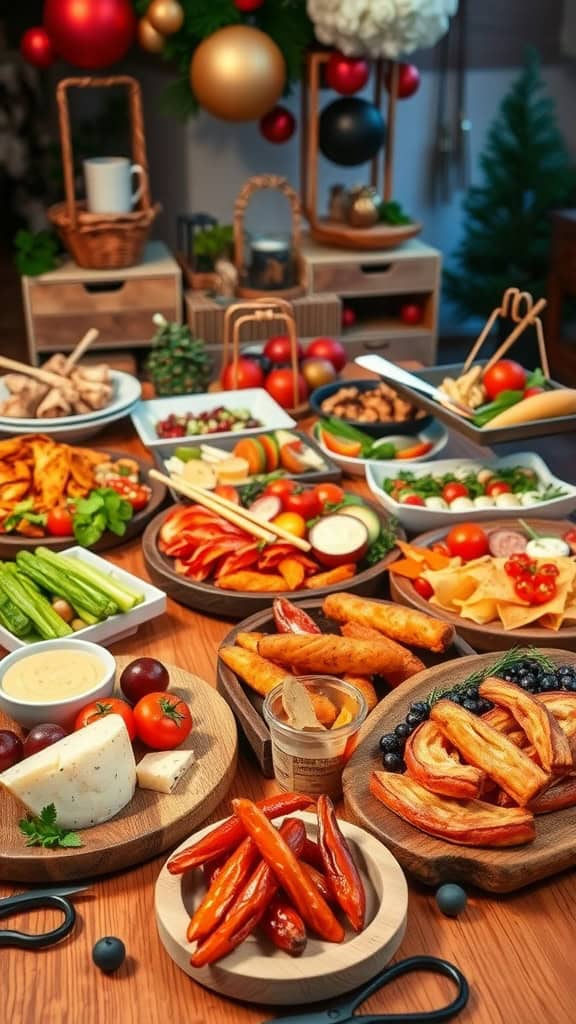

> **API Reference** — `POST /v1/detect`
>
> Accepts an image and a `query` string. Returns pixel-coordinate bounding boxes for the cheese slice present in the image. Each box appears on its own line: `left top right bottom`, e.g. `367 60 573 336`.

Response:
136 748 195 794
0 715 136 830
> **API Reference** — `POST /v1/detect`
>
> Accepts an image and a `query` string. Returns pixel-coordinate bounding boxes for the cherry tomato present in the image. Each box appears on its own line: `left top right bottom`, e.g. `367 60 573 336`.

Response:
485 480 512 497
483 360 527 400
271 512 307 538
214 485 240 505
400 494 426 507
504 553 533 578
442 482 469 503
221 357 264 390
264 368 308 409
133 692 192 751
263 335 304 364
431 542 451 557
524 386 544 398
107 478 151 512
539 563 560 577
282 488 321 520
413 576 433 600
313 483 345 511
446 523 490 561
532 575 557 605
514 577 535 603
265 479 299 502
46 507 74 536
74 698 136 741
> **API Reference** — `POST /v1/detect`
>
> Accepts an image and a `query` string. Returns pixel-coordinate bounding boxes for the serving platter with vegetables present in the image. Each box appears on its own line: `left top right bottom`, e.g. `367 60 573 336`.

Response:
312 419 448 478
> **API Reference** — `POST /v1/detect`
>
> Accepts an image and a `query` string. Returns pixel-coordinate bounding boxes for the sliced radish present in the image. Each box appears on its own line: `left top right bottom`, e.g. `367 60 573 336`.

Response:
308 514 369 568
249 495 283 522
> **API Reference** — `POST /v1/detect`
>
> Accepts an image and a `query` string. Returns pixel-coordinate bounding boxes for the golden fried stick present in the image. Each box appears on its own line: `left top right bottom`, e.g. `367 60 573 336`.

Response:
257 634 413 677
323 592 454 653
218 646 286 697
234 632 266 653
340 621 425 684
479 678 573 775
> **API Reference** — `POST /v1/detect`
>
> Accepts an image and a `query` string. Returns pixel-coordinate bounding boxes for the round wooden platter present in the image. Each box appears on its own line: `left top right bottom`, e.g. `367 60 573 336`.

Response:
390 518 576 653
217 597 476 778
343 649 576 894
0 657 238 884
155 810 408 1005
0 449 167 558
309 218 422 250
142 501 404 620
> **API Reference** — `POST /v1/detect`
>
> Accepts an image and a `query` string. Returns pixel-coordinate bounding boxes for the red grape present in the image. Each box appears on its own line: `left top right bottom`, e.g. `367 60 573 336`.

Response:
120 658 170 706
0 730 23 771
23 723 67 758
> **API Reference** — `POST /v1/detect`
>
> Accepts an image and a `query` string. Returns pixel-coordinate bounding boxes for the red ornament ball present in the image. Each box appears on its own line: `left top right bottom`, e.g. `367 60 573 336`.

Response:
20 27 55 69
259 106 296 144
325 52 370 96
386 63 421 99
234 0 265 10
43 0 136 70
341 306 357 329
399 302 423 326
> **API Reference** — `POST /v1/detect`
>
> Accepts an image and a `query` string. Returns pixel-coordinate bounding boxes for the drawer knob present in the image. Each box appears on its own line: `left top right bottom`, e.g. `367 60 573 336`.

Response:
359 262 392 275
83 281 126 294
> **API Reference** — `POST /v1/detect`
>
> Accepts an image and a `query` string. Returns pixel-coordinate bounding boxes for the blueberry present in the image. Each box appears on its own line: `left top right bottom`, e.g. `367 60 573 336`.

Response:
464 687 479 700
448 693 463 704
395 722 411 739
435 884 468 918
478 699 493 713
462 699 478 713
92 937 126 973
566 679 576 692
541 677 558 692
383 752 405 772
406 711 424 728
410 701 430 719
379 733 400 754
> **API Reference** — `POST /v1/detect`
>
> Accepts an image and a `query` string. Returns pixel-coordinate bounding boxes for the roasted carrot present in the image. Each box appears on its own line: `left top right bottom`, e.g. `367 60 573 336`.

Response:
301 836 324 868
317 794 366 932
232 798 345 943
187 836 259 943
168 792 313 875
190 818 306 967
303 863 335 905
260 897 307 957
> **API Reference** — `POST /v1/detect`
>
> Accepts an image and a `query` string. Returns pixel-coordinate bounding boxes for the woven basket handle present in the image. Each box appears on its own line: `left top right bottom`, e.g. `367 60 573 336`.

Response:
56 76 152 230
233 174 302 278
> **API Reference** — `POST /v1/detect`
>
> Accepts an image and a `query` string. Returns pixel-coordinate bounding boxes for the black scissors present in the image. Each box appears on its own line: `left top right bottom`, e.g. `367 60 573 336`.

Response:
0 885 89 949
266 956 469 1024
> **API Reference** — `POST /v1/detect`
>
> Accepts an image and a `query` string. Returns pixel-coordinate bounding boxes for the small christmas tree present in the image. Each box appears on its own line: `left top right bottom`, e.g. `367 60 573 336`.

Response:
445 50 576 320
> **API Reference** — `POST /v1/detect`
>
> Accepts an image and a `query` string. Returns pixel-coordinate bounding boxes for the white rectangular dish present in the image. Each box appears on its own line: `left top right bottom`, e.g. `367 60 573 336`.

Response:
366 452 576 531
131 389 296 453
0 546 166 652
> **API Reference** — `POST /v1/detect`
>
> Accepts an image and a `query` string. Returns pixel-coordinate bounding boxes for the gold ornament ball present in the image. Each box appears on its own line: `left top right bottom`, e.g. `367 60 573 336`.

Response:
138 16 165 54
147 0 184 36
190 26 286 123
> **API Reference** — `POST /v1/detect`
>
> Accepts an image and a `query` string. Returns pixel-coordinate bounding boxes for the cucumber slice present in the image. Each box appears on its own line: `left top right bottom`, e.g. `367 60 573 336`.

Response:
337 504 381 544
174 446 201 462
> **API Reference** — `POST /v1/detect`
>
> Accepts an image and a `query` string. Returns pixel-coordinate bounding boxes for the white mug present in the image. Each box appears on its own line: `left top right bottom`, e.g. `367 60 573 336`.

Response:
83 157 146 214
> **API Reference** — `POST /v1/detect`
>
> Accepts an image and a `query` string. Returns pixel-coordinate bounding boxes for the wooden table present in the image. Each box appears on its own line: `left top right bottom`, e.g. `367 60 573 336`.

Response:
1 399 574 1024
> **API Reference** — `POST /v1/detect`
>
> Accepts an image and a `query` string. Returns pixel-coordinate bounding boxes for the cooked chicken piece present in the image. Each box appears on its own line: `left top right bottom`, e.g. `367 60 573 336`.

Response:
2 373 47 398
0 392 39 417
73 400 94 415
72 364 111 384
36 388 74 418
42 353 69 375
74 381 113 411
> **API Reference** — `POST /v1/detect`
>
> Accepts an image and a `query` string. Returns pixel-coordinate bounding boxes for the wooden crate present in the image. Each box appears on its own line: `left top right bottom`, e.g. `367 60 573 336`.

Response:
185 291 342 346
22 241 182 363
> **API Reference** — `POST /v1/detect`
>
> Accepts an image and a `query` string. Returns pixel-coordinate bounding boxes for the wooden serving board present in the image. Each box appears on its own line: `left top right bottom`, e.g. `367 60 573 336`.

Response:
343 650 576 893
217 598 476 777
391 518 576 653
0 658 238 884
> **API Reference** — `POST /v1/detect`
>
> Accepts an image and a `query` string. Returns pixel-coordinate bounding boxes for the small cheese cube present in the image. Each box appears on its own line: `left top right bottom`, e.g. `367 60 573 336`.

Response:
136 748 195 794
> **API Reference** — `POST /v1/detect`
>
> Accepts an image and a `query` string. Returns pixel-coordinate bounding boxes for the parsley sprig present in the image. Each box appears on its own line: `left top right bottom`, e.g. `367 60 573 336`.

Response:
19 804 83 849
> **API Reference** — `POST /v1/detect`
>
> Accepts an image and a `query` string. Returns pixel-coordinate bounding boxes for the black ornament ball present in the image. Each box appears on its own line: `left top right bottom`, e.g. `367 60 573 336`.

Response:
319 98 385 167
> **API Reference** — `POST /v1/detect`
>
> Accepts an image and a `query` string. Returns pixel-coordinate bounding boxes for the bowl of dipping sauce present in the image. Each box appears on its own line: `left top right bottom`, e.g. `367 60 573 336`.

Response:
263 676 367 800
0 638 116 729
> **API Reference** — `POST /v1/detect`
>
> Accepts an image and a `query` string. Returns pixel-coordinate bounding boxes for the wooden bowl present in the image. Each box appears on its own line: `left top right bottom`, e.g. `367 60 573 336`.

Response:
142 501 404 621
155 810 408 1005
217 598 476 776
0 449 167 558
343 650 576 893
390 518 576 652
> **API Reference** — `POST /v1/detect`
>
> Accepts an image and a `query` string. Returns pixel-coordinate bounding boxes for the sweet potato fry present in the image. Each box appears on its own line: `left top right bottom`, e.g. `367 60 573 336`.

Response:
479 678 573 775
370 770 536 847
218 646 287 697
305 565 357 589
234 632 266 653
341 674 378 712
404 720 486 800
340 622 425 685
217 572 288 592
257 634 417 677
278 558 306 591
529 774 576 815
323 592 454 653
430 700 550 806
309 693 339 727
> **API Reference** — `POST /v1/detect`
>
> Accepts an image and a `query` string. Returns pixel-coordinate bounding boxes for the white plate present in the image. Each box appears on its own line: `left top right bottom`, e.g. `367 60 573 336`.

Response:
155 810 408 1006
313 420 448 478
131 389 296 453
0 545 166 651
366 452 576 531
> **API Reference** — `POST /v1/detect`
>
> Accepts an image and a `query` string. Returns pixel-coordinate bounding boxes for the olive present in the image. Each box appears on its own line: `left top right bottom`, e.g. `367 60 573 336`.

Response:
379 733 400 754
92 937 126 973
435 883 468 918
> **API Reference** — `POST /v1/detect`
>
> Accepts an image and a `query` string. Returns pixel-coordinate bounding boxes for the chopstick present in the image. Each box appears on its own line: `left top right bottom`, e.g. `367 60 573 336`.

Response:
0 356 67 388
149 468 311 552
63 328 100 375
482 298 547 375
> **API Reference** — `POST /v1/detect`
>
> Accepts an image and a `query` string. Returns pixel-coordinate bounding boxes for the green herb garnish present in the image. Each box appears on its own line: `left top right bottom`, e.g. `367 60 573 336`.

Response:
19 804 83 849
365 515 399 565
72 488 133 547
427 647 556 705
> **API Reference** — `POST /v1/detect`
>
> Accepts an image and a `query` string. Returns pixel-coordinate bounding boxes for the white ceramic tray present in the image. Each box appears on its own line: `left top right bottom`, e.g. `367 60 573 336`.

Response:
366 452 576 531
0 545 166 651
312 420 448 478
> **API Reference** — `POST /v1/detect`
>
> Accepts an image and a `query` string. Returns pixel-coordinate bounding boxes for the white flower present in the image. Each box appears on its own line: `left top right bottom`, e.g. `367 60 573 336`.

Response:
307 0 459 58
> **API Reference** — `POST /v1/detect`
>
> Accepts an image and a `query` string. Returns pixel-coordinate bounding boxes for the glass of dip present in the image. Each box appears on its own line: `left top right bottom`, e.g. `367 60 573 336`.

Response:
263 676 367 800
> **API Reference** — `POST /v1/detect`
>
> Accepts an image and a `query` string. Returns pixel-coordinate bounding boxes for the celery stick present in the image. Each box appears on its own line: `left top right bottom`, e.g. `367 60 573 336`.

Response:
37 549 143 613
0 586 31 637
0 567 72 639
16 551 115 619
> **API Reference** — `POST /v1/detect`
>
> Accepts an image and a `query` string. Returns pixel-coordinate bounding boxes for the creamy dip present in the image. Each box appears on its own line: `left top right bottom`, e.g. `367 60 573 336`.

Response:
2 650 105 703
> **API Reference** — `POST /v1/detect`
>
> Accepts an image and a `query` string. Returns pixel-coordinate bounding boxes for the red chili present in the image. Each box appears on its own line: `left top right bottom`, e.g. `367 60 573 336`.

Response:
272 597 321 635
187 836 259 943
514 576 536 603
532 575 557 605
504 553 533 579
259 897 307 957
300 837 324 868
317 794 366 933
538 563 560 578
302 863 335 904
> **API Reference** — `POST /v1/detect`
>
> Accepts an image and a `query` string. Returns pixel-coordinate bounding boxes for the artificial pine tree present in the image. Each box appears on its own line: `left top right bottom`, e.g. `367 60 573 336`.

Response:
445 50 576 320
145 315 213 396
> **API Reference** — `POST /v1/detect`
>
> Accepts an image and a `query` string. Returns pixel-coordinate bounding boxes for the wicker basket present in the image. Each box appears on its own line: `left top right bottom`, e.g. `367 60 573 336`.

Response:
48 76 160 270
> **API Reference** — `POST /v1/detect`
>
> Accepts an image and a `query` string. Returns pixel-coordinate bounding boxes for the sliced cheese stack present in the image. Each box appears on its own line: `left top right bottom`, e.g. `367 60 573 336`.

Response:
136 749 195 793
0 716 136 829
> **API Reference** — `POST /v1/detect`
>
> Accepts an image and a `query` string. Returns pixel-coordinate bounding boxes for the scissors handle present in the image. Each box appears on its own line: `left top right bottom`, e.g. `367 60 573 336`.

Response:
0 894 76 950
341 955 469 1023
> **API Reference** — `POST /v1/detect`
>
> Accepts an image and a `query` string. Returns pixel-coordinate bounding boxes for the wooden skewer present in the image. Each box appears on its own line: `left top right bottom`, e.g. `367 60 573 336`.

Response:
63 328 100 375
482 297 547 375
0 356 67 388
149 469 312 552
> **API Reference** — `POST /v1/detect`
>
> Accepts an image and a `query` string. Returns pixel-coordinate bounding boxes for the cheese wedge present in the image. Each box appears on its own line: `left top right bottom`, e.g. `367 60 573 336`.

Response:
136 748 196 794
0 716 136 829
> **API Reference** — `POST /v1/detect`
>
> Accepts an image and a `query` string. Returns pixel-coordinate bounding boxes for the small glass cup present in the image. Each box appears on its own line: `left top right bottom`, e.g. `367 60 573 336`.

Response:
263 675 367 799
247 231 294 290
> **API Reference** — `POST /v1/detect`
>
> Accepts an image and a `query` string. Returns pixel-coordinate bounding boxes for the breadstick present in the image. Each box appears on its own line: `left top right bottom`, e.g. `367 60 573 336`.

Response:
340 622 425 684
323 592 454 653
257 635 413 677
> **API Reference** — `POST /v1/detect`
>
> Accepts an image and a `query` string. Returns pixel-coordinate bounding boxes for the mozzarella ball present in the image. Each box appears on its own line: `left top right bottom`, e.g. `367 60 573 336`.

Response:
494 492 522 508
424 496 448 510
449 496 475 512
472 496 495 509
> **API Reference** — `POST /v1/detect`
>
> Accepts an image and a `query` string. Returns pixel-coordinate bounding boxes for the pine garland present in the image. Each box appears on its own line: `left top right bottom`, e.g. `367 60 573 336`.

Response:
134 1 315 119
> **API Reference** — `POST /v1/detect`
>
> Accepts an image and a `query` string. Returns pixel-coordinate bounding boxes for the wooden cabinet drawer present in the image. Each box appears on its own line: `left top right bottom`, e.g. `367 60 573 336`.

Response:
28 276 179 316
341 332 436 366
308 257 438 297
31 307 178 350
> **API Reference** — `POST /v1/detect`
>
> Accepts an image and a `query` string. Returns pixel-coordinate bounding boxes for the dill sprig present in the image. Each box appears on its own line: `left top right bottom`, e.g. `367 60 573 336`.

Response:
427 646 556 705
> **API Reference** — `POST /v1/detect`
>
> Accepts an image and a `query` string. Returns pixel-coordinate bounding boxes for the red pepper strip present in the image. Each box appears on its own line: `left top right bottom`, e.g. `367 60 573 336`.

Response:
317 794 366 933
232 798 345 944
187 836 259 943
260 897 307 957
168 792 313 875
272 596 321 635
190 818 306 968
302 863 335 905
301 837 324 868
